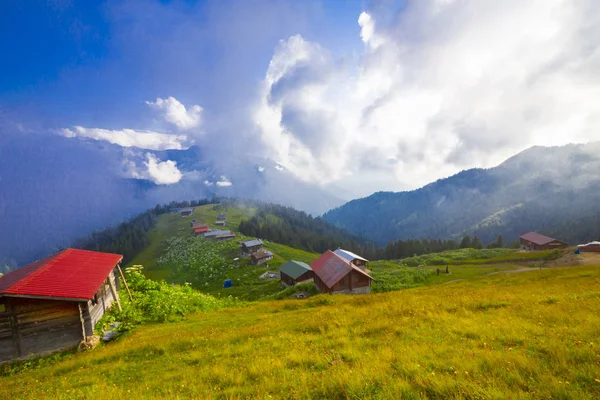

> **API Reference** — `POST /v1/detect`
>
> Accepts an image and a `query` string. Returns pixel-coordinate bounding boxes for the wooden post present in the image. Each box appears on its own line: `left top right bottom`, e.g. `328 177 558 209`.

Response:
78 303 87 339
107 277 122 312
116 264 133 301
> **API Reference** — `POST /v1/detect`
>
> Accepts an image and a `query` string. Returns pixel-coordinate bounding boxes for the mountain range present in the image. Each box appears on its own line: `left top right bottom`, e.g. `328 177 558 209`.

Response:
2 138 600 268
323 143 600 246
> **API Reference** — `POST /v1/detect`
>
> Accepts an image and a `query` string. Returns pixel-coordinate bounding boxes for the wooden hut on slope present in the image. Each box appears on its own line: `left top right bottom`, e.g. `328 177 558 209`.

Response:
311 250 373 295
333 248 369 270
520 232 568 251
0 249 124 363
279 260 313 287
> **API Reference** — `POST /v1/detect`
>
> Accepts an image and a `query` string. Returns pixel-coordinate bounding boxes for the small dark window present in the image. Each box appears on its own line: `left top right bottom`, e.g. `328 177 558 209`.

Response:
0 303 5 313
92 294 99 306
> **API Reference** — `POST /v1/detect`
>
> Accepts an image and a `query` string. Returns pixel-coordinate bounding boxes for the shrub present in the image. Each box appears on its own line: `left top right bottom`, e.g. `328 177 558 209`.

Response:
97 266 241 333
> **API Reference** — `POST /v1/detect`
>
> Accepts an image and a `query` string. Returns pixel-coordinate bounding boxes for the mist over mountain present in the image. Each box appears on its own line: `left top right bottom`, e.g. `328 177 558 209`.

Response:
0 131 344 266
323 143 600 246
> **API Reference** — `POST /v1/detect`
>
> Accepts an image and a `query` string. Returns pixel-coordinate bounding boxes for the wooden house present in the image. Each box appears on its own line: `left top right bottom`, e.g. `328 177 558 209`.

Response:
577 241 600 252
279 260 313 287
251 250 273 265
0 249 124 363
214 232 236 241
333 248 369 270
203 230 232 240
180 207 194 217
520 232 568 251
193 226 210 236
241 239 263 256
216 213 227 221
215 220 227 226
311 250 373 295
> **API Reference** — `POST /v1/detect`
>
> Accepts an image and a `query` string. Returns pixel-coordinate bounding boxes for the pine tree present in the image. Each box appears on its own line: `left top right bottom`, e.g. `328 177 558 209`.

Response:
472 236 483 249
460 235 472 249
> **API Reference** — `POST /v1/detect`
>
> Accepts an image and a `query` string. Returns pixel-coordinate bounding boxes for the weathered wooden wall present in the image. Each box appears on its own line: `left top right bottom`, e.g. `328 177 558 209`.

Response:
0 297 84 363
82 269 120 336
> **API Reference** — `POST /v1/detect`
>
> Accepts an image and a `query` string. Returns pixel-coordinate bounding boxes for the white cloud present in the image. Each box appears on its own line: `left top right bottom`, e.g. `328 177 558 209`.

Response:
145 154 182 185
146 96 203 131
216 176 233 187
61 126 188 150
254 1 600 195
258 166 265 172
204 180 213 186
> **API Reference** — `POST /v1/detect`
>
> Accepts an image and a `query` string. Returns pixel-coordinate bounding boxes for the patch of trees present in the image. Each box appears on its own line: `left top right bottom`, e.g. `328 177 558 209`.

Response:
73 199 217 263
236 200 474 260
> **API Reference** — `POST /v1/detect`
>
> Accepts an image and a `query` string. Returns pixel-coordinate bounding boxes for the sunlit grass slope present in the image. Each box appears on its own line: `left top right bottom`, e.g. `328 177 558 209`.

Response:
127 204 320 300
2 265 599 399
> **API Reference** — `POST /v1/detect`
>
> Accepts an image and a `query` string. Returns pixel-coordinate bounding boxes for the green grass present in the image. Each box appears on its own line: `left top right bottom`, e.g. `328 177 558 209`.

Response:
2 264 599 399
401 248 562 267
129 204 257 281
127 204 320 301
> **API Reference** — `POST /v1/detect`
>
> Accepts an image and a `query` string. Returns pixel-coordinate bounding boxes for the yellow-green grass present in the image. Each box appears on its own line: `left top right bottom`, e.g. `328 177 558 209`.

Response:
3 265 600 399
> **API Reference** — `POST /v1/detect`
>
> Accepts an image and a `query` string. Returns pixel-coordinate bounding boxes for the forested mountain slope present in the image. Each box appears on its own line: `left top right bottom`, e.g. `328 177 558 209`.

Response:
323 143 600 245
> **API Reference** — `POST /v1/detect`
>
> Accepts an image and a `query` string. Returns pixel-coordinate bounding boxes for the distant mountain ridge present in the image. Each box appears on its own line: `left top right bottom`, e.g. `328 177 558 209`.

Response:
323 143 600 245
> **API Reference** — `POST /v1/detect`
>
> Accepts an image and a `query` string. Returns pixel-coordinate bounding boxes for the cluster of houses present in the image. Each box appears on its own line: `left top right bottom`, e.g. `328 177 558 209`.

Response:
279 248 374 295
191 219 236 241
240 239 273 265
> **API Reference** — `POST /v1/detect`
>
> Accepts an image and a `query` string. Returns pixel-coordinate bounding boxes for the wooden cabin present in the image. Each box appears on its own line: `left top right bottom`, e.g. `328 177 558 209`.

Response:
333 248 369 270
215 220 227 226
279 260 313 287
577 241 600 252
241 239 263 256
180 207 194 217
251 250 273 265
520 232 568 251
204 230 232 240
311 250 373 295
216 213 227 221
0 249 124 363
214 233 236 241
193 226 210 236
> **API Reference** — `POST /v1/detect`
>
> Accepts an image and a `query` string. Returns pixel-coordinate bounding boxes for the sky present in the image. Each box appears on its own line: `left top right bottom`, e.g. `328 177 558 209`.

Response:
2 0 600 199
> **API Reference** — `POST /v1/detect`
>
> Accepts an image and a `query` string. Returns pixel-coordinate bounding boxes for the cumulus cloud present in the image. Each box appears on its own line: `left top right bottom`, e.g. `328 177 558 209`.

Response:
254 0 600 194
144 154 183 185
122 152 183 185
146 96 203 131
60 126 188 150
216 176 233 187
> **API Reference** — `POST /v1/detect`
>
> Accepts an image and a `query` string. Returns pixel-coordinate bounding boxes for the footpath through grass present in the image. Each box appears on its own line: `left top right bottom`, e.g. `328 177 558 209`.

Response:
2 264 599 399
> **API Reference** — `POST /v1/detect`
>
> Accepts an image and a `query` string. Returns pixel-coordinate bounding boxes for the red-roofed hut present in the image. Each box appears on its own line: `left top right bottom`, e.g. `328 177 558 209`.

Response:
519 232 568 251
311 250 373 295
0 249 124 363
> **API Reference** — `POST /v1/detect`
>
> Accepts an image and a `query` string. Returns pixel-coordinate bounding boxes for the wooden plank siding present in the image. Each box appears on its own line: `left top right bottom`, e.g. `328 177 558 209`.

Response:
0 269 121 363
314 270 371 295
0 297 83 363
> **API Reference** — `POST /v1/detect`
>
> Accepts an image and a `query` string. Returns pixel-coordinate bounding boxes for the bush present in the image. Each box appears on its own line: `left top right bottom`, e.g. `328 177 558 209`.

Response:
97 266 241 333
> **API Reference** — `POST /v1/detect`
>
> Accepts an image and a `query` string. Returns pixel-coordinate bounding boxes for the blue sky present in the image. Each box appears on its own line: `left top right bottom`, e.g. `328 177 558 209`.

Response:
0 0 366 130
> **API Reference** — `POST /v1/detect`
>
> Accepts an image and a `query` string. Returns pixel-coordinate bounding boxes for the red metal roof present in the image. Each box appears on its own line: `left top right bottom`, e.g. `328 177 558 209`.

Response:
193 226 209 233
310 250 373 289
520 232 562 246
0 249 123 300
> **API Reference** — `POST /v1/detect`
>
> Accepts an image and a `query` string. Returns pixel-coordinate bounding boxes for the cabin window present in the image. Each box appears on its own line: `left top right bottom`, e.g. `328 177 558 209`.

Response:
92 294 99 306
0 303 5 313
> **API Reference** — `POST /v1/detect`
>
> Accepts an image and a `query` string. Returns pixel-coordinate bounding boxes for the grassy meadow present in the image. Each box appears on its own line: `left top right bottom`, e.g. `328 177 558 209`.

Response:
2 264 599 399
